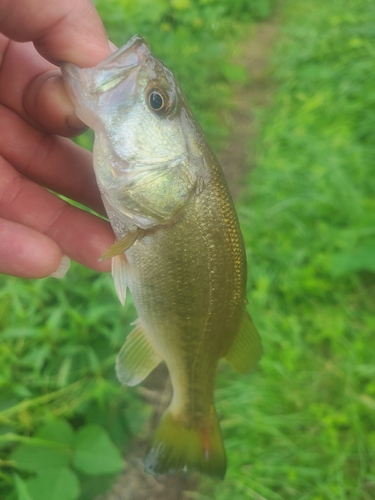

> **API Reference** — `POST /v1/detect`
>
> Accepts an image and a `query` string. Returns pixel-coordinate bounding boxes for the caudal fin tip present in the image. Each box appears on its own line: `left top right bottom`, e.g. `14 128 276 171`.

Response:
143 410 226 480
144 445 226 480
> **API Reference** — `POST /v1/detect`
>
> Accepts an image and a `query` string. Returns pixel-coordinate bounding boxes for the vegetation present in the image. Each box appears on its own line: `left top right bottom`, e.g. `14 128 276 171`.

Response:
210 0 375 498
1 0 374 498
0 1 272 499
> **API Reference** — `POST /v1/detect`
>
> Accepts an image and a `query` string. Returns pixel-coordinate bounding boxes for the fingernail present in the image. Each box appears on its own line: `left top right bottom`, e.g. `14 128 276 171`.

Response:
66 113 87 131
50 255 71 278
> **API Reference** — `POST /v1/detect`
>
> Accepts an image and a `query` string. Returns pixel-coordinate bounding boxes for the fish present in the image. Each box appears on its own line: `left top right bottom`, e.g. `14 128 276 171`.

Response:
62 35 261 479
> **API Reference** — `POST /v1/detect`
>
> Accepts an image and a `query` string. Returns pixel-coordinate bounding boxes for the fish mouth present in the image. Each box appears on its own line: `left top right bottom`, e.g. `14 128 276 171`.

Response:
86 35 150 94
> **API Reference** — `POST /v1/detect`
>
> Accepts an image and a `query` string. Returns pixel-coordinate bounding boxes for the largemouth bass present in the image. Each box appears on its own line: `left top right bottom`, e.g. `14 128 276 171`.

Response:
62 35 261 479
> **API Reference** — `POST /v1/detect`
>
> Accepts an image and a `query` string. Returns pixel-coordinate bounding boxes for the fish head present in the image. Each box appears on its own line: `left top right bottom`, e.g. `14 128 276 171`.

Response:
62 35 203 169
62 35 207 227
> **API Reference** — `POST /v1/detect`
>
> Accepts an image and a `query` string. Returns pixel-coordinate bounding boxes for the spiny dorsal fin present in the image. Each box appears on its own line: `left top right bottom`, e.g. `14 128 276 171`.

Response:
99 228 143 261
224 309 262 374
116 320 162 387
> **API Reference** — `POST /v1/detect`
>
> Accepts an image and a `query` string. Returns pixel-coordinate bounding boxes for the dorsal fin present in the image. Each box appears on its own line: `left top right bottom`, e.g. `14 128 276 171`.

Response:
224 309 262 374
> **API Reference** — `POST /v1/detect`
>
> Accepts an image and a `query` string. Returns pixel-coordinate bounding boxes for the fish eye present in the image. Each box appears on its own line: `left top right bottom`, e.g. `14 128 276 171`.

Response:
149 91 164 110
146 86 172 115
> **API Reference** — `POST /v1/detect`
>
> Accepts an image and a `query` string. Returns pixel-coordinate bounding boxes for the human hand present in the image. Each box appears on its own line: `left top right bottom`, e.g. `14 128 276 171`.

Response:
0 0 115 278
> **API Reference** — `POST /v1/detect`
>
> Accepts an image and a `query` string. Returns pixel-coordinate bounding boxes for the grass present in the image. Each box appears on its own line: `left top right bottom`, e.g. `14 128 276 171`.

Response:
1 0 375 498
202 0 375 498
0 1 273 499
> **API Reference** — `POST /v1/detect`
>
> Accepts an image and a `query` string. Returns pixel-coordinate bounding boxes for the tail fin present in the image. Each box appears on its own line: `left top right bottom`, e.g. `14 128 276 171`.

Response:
144 406 226 479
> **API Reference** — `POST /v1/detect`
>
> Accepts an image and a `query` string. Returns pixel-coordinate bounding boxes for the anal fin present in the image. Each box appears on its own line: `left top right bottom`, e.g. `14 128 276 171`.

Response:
224 309 262 374
116 320 162 387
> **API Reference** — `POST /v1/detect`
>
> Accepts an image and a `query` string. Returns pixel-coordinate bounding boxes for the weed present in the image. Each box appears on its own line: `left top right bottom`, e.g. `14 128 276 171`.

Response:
0 1 273 498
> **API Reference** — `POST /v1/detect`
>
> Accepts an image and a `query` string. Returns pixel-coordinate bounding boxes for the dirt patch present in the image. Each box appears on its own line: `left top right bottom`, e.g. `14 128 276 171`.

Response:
96 366 199 500
97 16 278 500
218 20 279 197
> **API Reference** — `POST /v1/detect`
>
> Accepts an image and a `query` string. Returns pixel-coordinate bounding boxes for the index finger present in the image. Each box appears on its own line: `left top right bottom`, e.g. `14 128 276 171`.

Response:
0 0 111 67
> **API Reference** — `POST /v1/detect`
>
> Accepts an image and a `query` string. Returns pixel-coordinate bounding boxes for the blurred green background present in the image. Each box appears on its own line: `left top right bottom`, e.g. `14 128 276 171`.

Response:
1 0 375 499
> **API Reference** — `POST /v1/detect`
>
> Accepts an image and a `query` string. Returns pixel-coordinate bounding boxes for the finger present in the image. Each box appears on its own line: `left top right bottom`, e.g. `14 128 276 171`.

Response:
0 103 103 214
0 0 112 136
25 70 87 137
0 0 111 67
0 39 87 136
0 155 113 272
0 217 63 278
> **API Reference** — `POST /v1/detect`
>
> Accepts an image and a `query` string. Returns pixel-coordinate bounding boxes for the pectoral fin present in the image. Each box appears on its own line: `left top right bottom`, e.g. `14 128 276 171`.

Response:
99 228 143 261
116 320 162 387
224 309 262 374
